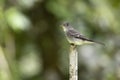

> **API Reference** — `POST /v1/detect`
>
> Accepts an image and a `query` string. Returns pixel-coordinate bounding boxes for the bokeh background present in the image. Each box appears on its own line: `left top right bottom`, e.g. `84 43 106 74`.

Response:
0 0 120 80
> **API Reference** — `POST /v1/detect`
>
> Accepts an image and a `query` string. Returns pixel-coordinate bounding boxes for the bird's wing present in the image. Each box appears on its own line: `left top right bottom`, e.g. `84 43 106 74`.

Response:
67 29 105 45
67 29 90 41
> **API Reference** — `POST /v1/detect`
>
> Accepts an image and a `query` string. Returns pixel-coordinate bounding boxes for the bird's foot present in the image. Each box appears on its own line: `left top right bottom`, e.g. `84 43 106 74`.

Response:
70 43 77 49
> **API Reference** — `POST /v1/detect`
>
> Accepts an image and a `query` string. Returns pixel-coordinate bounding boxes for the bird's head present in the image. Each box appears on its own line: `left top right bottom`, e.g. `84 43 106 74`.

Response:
60 22 70 31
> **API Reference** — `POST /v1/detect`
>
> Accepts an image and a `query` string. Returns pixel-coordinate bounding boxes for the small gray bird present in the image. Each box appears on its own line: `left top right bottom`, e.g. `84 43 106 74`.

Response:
61 22 104 46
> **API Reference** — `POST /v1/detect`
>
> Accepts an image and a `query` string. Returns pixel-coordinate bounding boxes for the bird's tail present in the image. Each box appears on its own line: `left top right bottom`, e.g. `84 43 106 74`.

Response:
85 38 105 46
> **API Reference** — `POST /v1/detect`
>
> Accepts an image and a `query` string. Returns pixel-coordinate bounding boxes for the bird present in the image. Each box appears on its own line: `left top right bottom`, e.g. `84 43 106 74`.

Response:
60 22 104 46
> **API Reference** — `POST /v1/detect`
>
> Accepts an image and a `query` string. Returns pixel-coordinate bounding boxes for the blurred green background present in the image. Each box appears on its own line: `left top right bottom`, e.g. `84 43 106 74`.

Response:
0 0 120 80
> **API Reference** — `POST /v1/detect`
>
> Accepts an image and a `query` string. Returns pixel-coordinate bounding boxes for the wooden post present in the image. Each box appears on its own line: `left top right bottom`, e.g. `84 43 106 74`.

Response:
69 45 78 80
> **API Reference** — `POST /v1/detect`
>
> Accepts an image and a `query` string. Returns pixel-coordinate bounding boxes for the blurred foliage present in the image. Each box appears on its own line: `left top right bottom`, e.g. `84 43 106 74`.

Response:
0 0 120 80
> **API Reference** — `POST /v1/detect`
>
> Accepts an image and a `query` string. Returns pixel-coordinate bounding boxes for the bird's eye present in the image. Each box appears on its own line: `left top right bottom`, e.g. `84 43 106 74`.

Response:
62 22 69 27
64 22 69 26
66 23 69 26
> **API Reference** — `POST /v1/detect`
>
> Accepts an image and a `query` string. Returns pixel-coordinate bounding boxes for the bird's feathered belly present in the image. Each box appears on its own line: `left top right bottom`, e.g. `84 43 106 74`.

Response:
66 34 93 45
